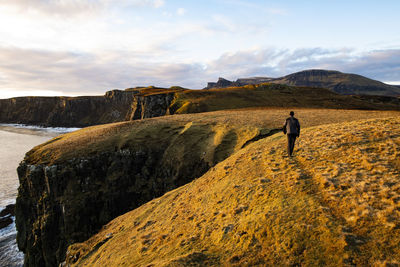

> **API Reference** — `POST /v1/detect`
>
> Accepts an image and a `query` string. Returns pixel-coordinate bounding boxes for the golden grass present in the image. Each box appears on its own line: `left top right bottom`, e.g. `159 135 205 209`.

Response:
66 115 400 266
124 86 186 96
25 109 400 165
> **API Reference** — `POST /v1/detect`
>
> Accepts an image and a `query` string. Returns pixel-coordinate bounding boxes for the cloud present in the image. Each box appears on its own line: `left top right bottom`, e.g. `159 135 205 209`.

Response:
211 15 237 32
0 0 165 17
206 48 400 83
177 7 186 16
0 46 205 98
0 46 399 99
265 8 288 15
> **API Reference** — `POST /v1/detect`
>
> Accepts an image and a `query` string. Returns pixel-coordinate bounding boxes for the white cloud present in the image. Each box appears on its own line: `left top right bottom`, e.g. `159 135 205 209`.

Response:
211 14 236 32
177 7 186 16
0 0 165 17
266 8 288 15
153 0 165 8
0 46 399 99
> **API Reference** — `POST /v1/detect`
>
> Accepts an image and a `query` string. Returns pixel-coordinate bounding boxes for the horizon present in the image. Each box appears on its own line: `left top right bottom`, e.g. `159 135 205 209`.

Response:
0 0 399 99
1 68 398 99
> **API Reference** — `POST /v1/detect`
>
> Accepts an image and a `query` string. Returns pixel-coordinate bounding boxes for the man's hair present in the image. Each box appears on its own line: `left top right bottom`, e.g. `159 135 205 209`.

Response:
290 111 294 116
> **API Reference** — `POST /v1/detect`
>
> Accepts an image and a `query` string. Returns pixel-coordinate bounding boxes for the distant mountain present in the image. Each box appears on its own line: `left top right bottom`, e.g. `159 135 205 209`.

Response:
205 77 274 89
205 70 400 96
270 70 400 96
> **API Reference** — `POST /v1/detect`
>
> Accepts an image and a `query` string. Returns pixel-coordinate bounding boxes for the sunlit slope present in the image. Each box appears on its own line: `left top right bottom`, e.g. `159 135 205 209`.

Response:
67 116 400 266
26 109 400 165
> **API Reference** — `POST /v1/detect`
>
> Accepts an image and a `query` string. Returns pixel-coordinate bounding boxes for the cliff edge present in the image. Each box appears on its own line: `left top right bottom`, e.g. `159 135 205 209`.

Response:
67 116 400 266
2 84 400 127
0 88 178 127
15 110 270 266
15 109 400 266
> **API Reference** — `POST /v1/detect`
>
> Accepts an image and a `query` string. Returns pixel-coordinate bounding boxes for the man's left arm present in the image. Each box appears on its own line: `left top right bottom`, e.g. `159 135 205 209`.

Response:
297 120 300 137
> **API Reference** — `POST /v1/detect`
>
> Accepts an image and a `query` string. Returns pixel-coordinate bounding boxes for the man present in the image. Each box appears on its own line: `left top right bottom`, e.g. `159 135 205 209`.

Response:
283 111 300 157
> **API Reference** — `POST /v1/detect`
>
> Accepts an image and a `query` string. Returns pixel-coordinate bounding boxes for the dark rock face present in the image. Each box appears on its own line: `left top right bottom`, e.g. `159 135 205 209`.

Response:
0 90 175 127
236 77 273 85
0 204 15 217
15 122 249 267
0 204 15 230
204 77 237 89
0 216 12 229
16 150 208 266
204 77 272 89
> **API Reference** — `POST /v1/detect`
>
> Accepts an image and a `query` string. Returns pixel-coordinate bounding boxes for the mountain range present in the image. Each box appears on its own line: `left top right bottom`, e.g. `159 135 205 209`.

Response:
205 69 400 97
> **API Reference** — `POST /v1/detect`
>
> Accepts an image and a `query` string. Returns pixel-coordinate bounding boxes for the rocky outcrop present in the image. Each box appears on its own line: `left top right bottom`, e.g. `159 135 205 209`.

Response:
0 204 15 229
204 77 272 89
0 90 176 127
15 118 261 267
205 77 236 89
236 77 273 85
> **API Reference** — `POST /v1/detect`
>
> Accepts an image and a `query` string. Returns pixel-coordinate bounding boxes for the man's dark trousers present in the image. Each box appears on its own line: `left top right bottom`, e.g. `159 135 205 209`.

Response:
287 134 297 156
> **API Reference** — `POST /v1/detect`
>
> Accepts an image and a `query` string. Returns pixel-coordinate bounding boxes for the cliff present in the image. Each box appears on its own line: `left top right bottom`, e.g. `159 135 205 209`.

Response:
15 111 268 266
3 83 400 128
67 116 400 266
0 88 178 127
15 109 400 266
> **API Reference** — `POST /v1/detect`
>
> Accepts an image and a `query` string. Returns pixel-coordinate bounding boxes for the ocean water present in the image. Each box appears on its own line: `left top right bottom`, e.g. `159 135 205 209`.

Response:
0 124 79 267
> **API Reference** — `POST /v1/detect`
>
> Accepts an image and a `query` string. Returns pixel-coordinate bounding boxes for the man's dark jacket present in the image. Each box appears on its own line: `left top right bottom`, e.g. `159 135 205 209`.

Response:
283 117 300 136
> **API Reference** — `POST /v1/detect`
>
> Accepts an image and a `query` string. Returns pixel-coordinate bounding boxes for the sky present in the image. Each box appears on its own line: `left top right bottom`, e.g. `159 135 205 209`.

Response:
0 0 399 99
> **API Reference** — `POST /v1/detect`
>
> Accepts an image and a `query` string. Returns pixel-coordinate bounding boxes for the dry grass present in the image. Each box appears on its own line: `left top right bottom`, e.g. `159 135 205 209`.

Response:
124 86 186 96
66 115 400 266
25 108 400 165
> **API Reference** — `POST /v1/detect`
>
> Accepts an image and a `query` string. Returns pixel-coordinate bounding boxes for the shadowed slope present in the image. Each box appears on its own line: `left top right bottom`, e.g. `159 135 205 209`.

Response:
171 84 400 114
67 116 400 266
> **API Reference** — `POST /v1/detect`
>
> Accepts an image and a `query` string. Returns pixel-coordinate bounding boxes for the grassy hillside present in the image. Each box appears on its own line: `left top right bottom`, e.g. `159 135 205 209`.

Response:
25 108 400 165
63 113 400 266
170 84 400 114
124 86 186 96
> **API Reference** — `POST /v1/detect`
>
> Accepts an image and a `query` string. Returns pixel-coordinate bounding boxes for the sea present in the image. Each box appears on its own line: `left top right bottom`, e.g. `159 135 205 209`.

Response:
0 124 79 267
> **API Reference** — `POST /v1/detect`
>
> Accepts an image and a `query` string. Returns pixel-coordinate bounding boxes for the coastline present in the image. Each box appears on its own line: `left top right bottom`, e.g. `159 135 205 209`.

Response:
0 123 80 137
0 125 79 267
